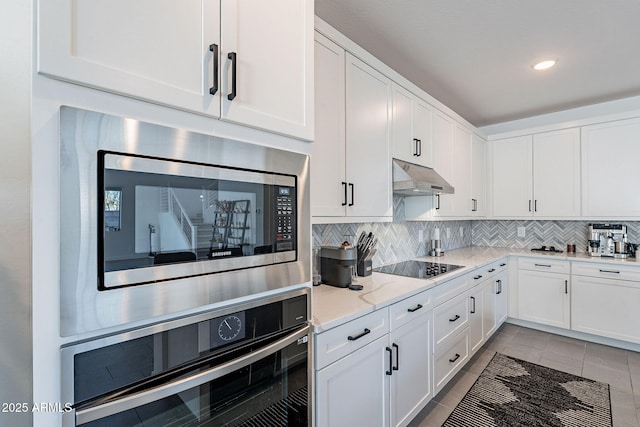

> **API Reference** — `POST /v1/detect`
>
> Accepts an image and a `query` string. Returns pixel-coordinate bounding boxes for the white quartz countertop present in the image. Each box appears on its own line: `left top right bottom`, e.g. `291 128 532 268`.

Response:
311 246 640 333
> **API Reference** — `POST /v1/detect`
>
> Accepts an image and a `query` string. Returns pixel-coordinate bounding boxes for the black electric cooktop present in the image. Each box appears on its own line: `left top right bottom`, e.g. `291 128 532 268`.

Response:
373 260 464 279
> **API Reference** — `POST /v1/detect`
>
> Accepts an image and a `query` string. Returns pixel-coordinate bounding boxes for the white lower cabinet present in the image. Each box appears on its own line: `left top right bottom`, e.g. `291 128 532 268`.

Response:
571 262 640 344
517 258 570 329
434 328 469 393
316 335 390 427
315 292 432 427
468 284 484 353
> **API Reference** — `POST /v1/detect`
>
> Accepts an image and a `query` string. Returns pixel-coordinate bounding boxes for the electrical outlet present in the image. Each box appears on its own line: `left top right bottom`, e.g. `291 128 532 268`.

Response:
517 226 526 238
418 230 424 242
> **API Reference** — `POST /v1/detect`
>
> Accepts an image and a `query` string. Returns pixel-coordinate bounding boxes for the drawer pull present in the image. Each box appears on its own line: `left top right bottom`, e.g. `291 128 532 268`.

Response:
488 268 496 273
449 314 461 322
407 304 423 313
470 296 476 314
534 264 552 268
449 353 461 363
599 269 621 274
500 263 506 267
496 279 502 295
565 280 568 294
386 347 393 376
473 275 483 280
348 328 371 341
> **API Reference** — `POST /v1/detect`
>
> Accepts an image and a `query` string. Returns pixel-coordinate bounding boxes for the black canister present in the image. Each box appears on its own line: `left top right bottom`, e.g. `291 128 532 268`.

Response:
320 246 357 288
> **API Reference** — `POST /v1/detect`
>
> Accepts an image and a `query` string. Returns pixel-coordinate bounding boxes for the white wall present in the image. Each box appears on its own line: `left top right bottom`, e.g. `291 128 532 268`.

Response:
0 1 32 426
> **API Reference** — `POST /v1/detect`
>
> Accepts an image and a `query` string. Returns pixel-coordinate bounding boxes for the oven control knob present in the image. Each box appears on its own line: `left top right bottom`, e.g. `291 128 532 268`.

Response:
218 315 242 341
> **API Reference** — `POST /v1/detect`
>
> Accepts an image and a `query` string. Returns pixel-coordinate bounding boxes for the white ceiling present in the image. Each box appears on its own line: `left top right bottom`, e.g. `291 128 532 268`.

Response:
314 0 640 127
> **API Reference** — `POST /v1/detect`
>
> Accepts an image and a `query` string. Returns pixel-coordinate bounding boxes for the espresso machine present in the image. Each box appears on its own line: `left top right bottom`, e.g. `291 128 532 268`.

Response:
587 223 629 258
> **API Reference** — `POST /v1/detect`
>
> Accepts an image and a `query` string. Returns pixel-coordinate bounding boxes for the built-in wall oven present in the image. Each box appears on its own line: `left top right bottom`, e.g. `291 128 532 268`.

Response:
59 107 310 336
61 288 310 426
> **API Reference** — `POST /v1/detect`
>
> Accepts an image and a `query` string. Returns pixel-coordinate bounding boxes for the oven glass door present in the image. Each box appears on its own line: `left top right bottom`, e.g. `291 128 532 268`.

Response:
74 326 309 427
99 151 297 289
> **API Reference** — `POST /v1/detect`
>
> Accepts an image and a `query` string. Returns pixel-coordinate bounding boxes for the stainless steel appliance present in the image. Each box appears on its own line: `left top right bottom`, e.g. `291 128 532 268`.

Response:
60 107 310 335
392 158 455 196
373 260 463 279
61 289 310 427
587 223 628 258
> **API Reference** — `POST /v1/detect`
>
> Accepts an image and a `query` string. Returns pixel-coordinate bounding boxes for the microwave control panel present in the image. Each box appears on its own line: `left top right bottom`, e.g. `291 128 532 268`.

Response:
275 187 295 251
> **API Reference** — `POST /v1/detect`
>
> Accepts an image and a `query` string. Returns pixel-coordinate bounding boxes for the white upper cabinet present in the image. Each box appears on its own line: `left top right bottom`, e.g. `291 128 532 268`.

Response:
491 128 580 218
219 1 313 139
345 54 393 218
430 111 456 217
392 84 434 167
451 124 473 216
311 38 392 222
38 0 313 140
311 33 346 218
471 134 487 217
581 117 640 217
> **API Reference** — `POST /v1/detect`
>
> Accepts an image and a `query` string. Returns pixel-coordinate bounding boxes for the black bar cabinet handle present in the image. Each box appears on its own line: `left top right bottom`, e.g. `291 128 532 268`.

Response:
413 138 419 156
417 139 422 157
565 280 568 294
209 44 219 95
392 343 399 371
496 279 502 295
449 353 461 363
500 263 506 267
407 304 423 313
449 314 460 322
534 199 538 212
488 268 495 273
341 182 347 206
348 183 354 206
386 347 393 375
599 269 620 274
528 200 532 212
470 296 476 314
474 275 483 280
347 328 370 341
436 194 440 210
227 52 237 101
535 264 552 268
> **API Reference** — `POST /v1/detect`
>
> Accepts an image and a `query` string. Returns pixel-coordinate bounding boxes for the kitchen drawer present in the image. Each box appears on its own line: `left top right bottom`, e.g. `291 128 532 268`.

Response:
474 258 509 282
434 328 469 393
432 273 470 307
433 292 469 349
315 308 389 370
389 289 433 330
572 261 640 282
518 257 569 274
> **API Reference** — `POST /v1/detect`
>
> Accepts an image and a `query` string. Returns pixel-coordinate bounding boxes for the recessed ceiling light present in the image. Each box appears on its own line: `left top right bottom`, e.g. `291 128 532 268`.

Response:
533 59 557 71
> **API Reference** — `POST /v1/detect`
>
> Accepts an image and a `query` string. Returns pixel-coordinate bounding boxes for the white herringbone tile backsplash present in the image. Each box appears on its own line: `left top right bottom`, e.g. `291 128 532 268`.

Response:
312 197 640 265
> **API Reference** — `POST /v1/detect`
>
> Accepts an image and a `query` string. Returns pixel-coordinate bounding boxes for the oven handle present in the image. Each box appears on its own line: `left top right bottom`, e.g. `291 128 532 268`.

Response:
75 325 310 425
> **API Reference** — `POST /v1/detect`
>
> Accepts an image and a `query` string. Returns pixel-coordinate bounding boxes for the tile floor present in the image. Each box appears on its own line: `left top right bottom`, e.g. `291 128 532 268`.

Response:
408 323 640 427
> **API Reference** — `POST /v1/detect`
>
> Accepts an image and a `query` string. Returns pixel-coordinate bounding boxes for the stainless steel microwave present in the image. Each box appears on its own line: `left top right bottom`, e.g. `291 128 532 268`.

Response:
60 107 310 336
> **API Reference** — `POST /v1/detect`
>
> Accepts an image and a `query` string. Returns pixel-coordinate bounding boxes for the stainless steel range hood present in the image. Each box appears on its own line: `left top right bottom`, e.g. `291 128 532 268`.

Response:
392 158 455 196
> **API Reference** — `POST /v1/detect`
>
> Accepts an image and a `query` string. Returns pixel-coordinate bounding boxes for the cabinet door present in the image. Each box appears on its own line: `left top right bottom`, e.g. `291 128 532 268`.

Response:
316 336 389 427
389 315 432 427
571 276 640 344
494 270 508 326
452 125 473 216
431 112 455 217
392 84 415 163
220 0 313 140
491 136 533 217
482 279 497 339
518 270 569 328
311 33 346 217
533 128 581 216
345 54 393 218
582 118 640 217
471 135 487 217
414 100 434 168
39 0 221 117
468 285 484 354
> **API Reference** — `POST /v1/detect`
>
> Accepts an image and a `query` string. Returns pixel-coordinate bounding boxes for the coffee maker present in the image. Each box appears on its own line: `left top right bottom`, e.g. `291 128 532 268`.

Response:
587 223 628 258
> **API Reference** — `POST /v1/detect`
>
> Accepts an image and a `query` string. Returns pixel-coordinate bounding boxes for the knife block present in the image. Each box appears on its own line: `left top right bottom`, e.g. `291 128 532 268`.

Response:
357 259 372 277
